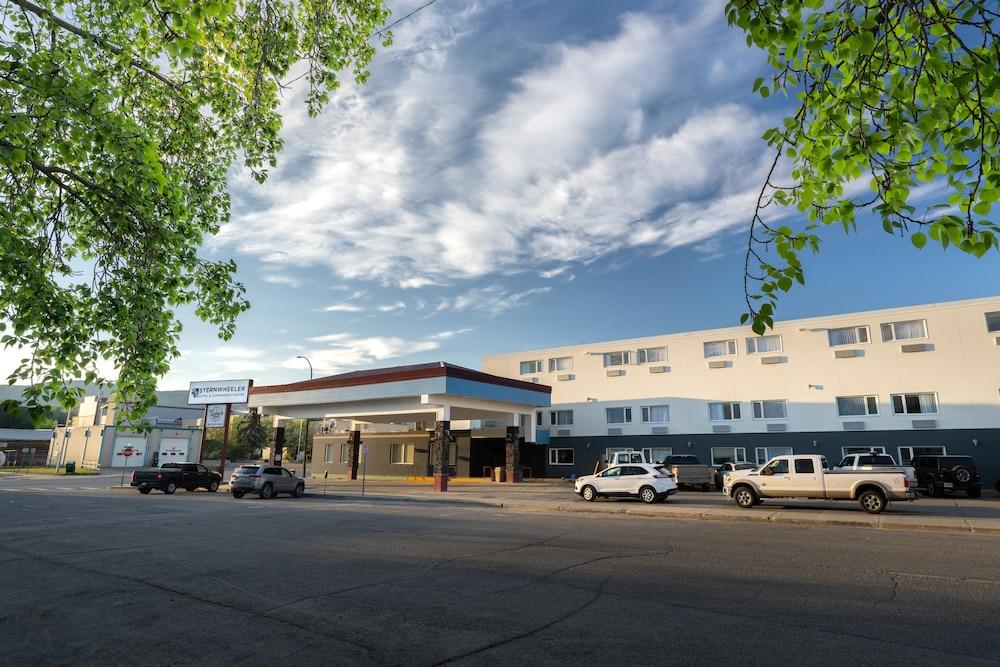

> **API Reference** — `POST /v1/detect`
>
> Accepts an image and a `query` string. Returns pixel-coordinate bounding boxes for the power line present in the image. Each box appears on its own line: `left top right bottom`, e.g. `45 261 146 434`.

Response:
374 0 439 39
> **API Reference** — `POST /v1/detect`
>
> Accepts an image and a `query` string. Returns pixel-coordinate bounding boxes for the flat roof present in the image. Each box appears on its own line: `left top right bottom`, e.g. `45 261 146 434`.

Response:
251 362 552 396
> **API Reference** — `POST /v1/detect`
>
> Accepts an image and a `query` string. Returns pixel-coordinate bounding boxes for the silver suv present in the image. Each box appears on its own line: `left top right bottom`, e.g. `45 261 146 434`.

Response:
230 465 305 499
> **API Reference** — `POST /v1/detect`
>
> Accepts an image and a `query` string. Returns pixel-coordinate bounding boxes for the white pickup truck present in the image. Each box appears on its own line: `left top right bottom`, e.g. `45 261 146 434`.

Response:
723 454 917 514
834 453 917 485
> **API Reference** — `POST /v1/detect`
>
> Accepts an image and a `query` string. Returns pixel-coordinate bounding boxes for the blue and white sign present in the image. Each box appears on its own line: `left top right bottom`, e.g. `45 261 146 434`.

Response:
188 379 252 405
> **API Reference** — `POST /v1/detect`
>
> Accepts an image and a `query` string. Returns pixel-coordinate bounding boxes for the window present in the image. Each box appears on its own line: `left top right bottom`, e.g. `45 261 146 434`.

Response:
890 392 938 415
389 443 414 464
751 399 788 419
605 407 632 424
548 356 573 372
536 412 543 427
794 458 815 474
836 395 879 416
880 319 927 341
898 445 946 465
640 405 669 423
763 459 789 474
519 414 529 428
637 347 667 364
550 410 574 426
987 311 1000 333
548 448 574 465
711 447 748 466
340 443 352 463
841 446 887 457
755 446 793 464
709 402 741 421
745 334 782 354
323 443 334 463
603 351 630 367
642 447 672 464
827 325 870 346
703 339 737 358
519 360 542 374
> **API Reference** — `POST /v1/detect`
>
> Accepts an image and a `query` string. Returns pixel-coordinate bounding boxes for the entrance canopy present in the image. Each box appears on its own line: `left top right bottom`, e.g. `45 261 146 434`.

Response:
249 362 551 439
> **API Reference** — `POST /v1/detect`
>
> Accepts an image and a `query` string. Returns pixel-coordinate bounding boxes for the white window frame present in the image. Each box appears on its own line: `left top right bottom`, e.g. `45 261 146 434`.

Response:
519 360 542 375
637 347 667 364
835 395 880 417
827 325 870 347
986 311 1000 333
640 405 670 423
708 402 742 421
324 443 335 463
703 339 738 358
880 319 928 342
890 392 939 415
389 443 414 465
605 407 632 424
745 334 782 355
550 410 574 426
603 351 630 367
548 448 575 465
755 446 793 464
338 443 351 464
711 447 748 466
841 446 887 457
897 445 946 466
548 356 573 373
751 399 789 420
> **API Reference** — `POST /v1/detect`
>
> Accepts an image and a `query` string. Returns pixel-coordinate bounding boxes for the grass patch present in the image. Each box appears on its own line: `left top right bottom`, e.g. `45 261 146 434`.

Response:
2 466 100 475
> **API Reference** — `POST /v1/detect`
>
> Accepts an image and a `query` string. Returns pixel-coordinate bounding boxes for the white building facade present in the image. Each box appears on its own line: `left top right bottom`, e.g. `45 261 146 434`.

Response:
482 297 1000 479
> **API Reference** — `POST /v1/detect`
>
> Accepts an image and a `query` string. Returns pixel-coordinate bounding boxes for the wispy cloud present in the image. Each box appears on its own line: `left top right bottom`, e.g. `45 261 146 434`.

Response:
376 301 407 312
323 303 364 313
262 274 300 287
288 328 474 375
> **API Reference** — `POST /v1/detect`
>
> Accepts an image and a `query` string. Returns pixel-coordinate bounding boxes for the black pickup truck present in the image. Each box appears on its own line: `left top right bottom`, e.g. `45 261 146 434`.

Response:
131 463 222 494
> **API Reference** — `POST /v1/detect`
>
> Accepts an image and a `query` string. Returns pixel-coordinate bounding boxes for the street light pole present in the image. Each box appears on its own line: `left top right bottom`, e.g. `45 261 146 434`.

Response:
296 355 313 478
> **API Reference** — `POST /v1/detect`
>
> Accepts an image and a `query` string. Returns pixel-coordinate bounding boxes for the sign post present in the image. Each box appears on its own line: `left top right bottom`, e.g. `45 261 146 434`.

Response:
118 446 133 486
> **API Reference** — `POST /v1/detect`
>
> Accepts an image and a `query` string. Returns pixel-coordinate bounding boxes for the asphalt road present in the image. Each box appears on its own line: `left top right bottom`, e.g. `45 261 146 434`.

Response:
3 484 1000 666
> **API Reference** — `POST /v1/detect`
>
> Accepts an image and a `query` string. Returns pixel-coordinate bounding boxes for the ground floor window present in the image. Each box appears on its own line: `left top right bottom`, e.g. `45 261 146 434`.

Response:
643 447 672 464
340 442 352 464
841 446 886 457
549 448 574 465
324 443 335 463
755 446 793 464
898 446 946 465
390 443 414 465
711 447 748 466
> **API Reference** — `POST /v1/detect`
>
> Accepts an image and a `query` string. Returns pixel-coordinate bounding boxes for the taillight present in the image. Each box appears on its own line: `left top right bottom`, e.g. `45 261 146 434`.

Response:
156 473 162 480
903 478 909 488
653 474 668 479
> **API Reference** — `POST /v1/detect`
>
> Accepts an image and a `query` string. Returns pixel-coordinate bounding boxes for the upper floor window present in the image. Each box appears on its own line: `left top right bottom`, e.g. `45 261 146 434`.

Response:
637 347 667 364
836 395 879 417
880 320 927 342
745 334 782 354
640 405 669 423
519 360 542 375
709 402 741 421
703 339 737 358
536 412 543 427
603 351 630 367
891 392 938 415
548 356 573 372
550 410 574 426
986 311 1000 333
827 325 869 347
751 399 788 419
605 407 633 424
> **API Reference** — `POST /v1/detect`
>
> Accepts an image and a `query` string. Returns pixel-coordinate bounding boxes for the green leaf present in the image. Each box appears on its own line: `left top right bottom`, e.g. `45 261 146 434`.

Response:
911 232 927 249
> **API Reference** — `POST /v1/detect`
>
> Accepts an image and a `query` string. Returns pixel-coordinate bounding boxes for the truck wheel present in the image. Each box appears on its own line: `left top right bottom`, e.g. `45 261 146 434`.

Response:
293 484 305 498
138 488 151 495
966 488 982 499
859 489 886 514
639 486 657 504
259 483 274 499
208 480 220 492
952 466 972 484
732 485 757 509
581 485 597 502
232 490 245 499
164 482 177 495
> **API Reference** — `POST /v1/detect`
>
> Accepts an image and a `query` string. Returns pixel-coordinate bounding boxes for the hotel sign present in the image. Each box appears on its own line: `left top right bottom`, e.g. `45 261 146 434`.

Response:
187 379 252 405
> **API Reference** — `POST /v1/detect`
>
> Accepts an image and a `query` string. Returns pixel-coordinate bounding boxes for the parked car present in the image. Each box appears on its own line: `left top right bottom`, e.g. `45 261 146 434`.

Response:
574 464 679 504
723 455 917 514
660 454 714 491
230 464 305 499
835 453 917 485
131 462 222 494
714 461 757 490
912 455 982 498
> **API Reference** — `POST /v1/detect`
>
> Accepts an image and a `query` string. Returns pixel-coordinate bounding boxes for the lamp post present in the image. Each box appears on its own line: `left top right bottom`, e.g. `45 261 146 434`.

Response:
296 355 313 477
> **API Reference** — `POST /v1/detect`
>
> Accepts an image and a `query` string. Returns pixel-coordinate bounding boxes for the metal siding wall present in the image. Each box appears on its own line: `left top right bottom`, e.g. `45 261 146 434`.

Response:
443 377 551 408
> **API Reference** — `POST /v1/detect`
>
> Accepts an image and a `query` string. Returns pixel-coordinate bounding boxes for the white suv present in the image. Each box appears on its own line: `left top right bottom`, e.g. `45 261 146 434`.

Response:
574 464 679 504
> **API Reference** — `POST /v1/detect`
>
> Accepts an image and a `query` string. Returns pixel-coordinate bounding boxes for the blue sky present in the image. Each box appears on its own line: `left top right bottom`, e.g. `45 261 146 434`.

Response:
10 0 996 389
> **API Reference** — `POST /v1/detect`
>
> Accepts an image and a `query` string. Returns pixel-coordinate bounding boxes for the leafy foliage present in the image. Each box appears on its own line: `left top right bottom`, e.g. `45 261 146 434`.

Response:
0 0 389 424
234 408 269 459
727 0 999 333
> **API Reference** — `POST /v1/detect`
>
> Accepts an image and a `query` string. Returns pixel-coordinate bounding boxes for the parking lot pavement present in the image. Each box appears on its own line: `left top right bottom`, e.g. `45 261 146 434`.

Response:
3 487 1000 665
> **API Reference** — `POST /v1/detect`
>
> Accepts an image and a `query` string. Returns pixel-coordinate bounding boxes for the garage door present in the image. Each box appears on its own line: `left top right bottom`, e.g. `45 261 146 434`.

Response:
112 437 147 467
158 438 190 463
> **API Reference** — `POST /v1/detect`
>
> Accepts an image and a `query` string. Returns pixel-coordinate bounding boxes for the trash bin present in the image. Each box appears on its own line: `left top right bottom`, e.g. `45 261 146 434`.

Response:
65 461 76 474
493 467 505 483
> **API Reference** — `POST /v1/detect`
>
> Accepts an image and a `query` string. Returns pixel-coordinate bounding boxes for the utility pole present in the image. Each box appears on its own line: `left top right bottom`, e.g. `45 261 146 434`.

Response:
296 355 313 479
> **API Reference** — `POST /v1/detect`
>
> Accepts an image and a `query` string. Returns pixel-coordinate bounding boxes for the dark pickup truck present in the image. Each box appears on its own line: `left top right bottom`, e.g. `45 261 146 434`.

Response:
131 463 222 494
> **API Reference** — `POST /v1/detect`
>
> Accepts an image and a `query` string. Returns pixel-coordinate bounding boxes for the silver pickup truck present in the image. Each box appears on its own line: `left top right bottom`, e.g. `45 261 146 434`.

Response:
723 454 917 514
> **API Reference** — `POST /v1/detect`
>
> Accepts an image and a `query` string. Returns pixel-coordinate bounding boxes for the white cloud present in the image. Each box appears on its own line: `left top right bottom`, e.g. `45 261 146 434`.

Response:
262 274 300 287
287 327 474 375
376 301 407 312
323 303 364 313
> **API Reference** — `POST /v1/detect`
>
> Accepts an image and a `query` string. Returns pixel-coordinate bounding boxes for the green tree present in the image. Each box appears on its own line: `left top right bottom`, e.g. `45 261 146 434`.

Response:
234 409 269 459
727 1 999 333
0 0 390 423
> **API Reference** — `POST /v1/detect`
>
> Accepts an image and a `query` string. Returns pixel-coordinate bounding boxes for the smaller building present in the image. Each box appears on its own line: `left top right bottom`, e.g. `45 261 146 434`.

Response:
49 395 204 469
0 428 54 467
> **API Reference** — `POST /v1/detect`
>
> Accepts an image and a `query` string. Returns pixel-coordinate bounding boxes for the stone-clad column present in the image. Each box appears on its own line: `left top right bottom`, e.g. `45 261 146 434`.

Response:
505 426 521 484
346 429 361 481
432 420 451 492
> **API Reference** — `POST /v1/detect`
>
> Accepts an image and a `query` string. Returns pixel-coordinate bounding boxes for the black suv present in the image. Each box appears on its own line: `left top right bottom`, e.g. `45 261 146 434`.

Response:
912 455 982 498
